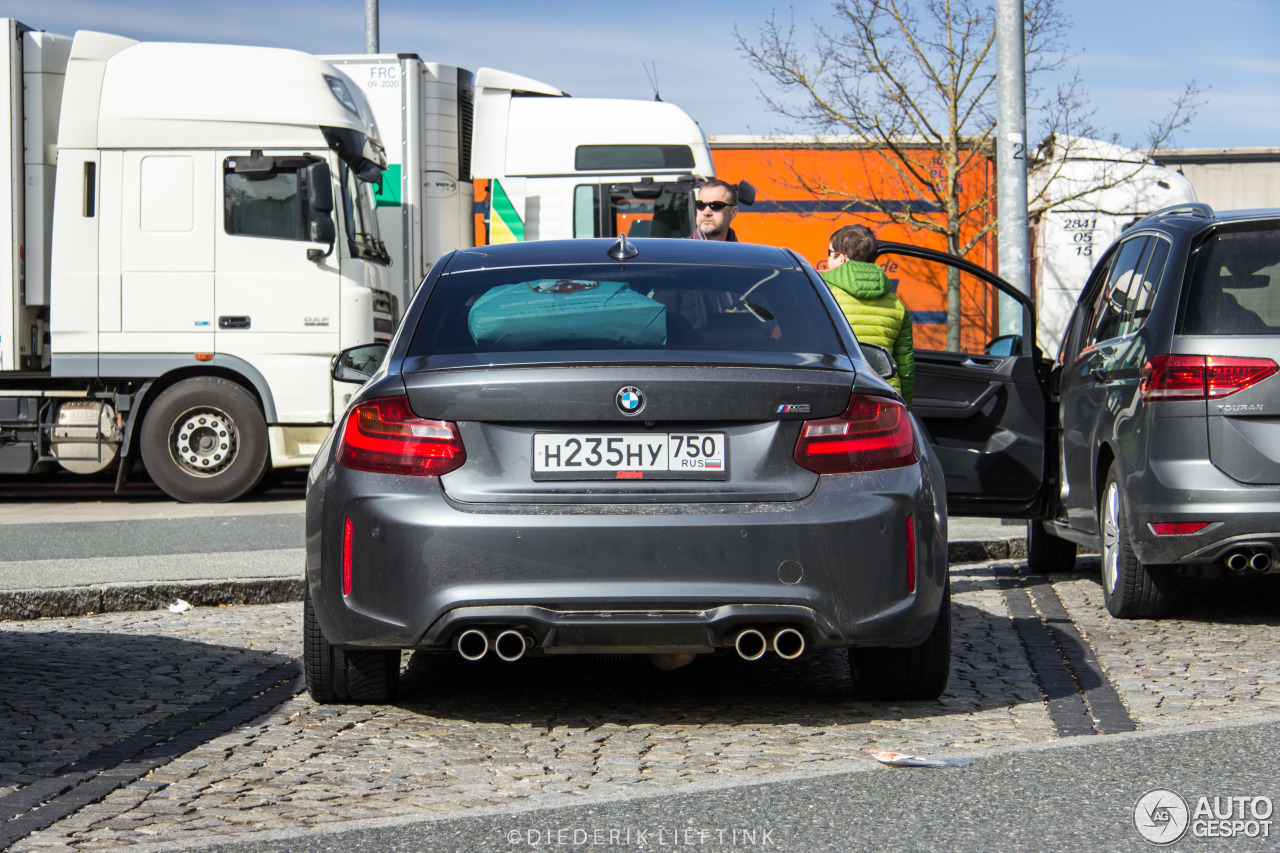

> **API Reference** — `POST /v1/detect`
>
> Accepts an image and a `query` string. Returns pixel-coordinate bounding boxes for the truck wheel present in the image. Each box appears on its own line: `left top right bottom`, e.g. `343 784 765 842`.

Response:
1027 520 1078 574
140 377 268 503
304 586 400 704
1100 465 1172 619
849 580 951 700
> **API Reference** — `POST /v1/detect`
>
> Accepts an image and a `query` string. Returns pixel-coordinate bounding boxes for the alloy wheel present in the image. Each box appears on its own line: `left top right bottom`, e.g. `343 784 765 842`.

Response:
1102 481 1121 594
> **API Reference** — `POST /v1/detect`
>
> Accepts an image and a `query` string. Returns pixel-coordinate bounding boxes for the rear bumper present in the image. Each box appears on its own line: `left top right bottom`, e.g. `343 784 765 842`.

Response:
424 604 845 654
1130 456 1280 566
305 459 948 654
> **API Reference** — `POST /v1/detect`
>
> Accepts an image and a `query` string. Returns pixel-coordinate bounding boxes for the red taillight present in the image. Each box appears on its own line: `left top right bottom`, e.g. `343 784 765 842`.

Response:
336 396 466 476
1141 355 1278 401
793 394 919 474
905 514 916 593
1149 521 1211 536
342 517 354 596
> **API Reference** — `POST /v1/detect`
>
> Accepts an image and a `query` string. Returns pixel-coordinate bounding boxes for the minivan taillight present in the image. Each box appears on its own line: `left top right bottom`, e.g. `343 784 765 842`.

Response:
1140 355 1278 401
794 394 919 474
336 396 466 476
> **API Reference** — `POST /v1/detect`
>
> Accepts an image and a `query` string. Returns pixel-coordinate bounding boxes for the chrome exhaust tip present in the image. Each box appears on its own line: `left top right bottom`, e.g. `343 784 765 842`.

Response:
456 628 489 661
1249 551 1274 573
772 627 806 659
494 629 530 662
733 628 768 661
1225 550 1250 572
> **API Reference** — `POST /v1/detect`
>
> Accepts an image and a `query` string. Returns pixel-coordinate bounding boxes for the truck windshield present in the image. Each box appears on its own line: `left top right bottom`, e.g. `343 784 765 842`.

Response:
572 183 695 239
341 162 389 264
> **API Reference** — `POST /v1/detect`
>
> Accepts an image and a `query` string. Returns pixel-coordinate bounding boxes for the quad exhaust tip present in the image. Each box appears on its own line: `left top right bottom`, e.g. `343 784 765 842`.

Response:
456 628 489 661
733 627 806 660
494 629 531 662
733 629 768 661
772 627 806 659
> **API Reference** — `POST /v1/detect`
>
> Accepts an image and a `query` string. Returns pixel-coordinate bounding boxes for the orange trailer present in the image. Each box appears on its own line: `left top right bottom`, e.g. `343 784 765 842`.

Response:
710 137 998 351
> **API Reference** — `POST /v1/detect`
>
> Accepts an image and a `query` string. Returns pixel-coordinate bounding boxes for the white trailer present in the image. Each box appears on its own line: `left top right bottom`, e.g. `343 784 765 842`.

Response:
324 55 715 305
1031 136 1197 350
1 20 395 501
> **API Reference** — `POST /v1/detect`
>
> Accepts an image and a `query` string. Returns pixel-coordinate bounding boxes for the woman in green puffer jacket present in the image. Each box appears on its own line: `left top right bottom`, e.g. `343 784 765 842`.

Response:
820 224 914 405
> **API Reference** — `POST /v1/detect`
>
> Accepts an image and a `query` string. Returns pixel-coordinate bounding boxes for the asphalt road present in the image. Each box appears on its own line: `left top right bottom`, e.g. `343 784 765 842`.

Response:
179 715 1280 853
0 479 305 590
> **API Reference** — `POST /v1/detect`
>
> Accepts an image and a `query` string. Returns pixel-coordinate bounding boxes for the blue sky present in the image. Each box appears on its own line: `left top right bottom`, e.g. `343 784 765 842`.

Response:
12 0 1279 149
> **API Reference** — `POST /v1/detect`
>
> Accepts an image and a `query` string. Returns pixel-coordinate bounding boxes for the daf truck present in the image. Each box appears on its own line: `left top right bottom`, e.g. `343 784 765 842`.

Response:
324 55 716 305
1 20 394 501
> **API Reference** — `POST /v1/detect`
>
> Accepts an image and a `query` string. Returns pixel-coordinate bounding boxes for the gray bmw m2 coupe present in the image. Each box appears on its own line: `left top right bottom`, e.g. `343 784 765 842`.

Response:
305 237 1049 704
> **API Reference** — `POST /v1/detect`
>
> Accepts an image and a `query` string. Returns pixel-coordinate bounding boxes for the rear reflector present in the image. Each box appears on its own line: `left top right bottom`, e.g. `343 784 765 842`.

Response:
793 394 919 474
1141 355 1278 401
906 514 916 593
1149 521 1211 536
336 396 466 476
342 517 354 596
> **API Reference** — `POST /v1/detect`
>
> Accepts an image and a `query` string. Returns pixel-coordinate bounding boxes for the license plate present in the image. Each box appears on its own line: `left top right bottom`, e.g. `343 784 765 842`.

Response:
533 433 727 480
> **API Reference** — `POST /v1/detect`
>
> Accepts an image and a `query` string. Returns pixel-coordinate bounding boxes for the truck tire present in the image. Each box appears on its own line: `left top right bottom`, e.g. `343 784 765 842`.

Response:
139 377 268 503
1027 520 1078 574
849 580 951 700
304 586 400 704
1100 465 1173 619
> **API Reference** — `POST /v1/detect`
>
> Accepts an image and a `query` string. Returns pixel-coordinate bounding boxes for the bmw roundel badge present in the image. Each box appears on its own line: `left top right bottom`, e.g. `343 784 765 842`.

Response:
616 386 644 415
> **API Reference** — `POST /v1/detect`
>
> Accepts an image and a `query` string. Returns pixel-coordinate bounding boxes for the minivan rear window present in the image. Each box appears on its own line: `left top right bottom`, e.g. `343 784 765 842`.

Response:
407 264 842 359
1182 223 1280 335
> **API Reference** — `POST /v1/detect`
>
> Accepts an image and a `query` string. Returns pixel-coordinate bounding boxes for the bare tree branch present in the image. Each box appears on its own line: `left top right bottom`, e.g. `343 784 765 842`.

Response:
735 0 1200 345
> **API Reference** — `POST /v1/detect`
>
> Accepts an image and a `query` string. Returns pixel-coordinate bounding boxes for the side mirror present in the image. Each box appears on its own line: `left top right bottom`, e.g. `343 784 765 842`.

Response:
984 334 1022 357
306 217 337 262
309 218 336 244
332 343 389 384
306 162 333 213
735 180 756 207
860 342 897 380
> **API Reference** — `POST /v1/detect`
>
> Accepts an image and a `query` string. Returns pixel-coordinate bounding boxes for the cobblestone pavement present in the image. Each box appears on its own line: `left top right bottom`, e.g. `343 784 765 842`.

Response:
1052 556 1280 728
5 559 1280 850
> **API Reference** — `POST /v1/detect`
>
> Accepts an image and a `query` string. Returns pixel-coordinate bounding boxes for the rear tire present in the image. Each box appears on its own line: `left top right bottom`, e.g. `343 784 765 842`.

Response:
1027 520 1078 573
849 580 951 700
1100 465 1172 619
304 586 400 704
139 377 268 502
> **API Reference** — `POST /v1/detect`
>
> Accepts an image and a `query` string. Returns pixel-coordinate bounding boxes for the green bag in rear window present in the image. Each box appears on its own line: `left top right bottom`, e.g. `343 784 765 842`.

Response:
468 280 667 348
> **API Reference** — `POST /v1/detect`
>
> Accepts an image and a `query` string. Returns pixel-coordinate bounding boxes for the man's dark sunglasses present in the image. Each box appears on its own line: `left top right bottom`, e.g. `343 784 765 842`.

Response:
694 200 734 211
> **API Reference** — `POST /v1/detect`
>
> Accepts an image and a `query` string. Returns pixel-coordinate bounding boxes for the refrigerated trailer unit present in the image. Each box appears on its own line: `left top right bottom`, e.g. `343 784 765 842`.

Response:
1 19 395 501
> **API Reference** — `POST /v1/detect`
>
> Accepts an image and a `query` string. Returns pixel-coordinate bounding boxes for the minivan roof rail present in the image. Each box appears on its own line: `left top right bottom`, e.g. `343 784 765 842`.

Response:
1144 202 1215 221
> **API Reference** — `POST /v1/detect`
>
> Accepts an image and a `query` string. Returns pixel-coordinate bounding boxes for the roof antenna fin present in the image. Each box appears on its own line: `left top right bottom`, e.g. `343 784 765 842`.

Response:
609 233 639 260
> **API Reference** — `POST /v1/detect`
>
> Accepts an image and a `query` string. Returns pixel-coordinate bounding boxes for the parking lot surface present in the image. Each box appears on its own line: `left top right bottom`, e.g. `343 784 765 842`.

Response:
4 556 1279 850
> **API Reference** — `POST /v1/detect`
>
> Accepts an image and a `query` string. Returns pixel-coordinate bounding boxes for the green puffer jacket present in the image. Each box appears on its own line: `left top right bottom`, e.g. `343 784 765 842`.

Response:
820 261 915 405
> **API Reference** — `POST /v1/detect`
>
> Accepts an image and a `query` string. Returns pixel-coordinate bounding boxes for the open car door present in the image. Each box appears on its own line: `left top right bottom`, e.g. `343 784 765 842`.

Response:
874 242 1050 518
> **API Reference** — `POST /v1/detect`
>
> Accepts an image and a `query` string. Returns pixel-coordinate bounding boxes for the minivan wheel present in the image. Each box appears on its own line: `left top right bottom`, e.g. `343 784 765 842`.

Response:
849 580 951 700
1100 466 1172 619
304 586 400 704
1027 520 1078 574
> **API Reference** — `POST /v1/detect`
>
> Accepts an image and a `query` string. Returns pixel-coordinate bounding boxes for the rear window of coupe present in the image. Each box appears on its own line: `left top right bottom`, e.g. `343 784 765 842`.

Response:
406 264 844 358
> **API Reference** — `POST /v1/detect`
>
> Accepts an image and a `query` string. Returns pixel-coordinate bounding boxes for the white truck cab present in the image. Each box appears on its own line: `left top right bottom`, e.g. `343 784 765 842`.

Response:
1 20 394 501
323 56 715 307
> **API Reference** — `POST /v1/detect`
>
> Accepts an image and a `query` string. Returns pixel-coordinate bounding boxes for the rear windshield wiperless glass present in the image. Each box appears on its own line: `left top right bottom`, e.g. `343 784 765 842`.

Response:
1182 222 1280 335
407 264 843 358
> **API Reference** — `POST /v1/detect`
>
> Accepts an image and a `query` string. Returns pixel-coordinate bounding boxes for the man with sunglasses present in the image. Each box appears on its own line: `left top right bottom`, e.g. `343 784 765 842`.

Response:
690 179 740 241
